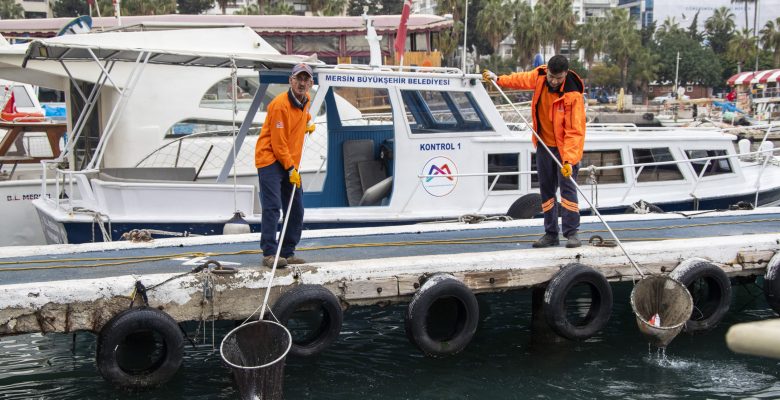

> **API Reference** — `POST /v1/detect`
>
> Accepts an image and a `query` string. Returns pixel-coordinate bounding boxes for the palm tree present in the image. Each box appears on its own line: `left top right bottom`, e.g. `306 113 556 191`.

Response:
704 6 736 54
267 1 294 15
728 28 757 73
605 8 640 89
760 17 780 68
730 0 755 33
320 0 346 16
546 0 576 55
575 16 605 70
512 1 539 69
476 0 512 54
0 0 24 18
656 16 684 38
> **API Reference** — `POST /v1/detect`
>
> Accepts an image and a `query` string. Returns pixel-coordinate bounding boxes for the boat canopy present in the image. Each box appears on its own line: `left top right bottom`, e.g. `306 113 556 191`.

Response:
727 69 780 86
23 26 322 69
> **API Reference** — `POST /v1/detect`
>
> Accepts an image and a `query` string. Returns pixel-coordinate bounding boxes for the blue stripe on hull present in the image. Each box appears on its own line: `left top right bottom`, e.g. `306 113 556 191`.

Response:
58 187 780 244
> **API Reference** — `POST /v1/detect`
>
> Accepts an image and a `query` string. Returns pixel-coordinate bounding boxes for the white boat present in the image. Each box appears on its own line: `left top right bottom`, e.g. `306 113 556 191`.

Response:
0 25 324 245
16 26 780 244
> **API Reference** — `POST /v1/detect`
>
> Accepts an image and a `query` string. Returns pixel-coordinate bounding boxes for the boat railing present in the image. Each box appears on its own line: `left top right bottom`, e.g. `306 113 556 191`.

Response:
330 63 465 75
406 146 778 214
39 159 99 214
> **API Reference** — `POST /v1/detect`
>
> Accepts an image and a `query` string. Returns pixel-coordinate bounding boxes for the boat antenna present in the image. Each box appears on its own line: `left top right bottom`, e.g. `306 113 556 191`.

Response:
462 0 469 72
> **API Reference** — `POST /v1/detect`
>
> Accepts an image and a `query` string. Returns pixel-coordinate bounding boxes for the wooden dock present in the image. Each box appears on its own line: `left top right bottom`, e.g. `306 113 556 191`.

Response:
1 208 778 336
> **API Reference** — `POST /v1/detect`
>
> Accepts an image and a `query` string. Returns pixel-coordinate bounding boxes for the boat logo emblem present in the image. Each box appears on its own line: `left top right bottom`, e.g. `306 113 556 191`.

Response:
421 156 457 197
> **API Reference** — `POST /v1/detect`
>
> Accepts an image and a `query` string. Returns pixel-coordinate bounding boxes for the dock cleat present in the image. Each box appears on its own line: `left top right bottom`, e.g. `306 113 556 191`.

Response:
263 255 287 268
532 233 560 248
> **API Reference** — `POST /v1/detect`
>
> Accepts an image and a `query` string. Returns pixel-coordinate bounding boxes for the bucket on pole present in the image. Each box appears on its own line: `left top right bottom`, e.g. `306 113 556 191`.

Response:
220 320 292 400
630 275 693 348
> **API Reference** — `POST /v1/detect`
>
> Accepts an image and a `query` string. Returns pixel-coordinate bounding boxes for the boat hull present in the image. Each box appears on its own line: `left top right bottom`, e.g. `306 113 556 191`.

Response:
38 186 780 244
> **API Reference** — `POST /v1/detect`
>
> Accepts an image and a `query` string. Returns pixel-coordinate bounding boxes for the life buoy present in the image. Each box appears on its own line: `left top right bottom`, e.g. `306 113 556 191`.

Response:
506 193 542 219
0 111 45 122
763 252 780 315
404 274 479 357
270 284 343 357
670 258 731 333
96 307 184 388
543 263 613 340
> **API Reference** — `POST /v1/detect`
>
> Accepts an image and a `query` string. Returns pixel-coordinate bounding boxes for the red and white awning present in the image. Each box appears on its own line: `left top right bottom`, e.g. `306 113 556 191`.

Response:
727 69 780 85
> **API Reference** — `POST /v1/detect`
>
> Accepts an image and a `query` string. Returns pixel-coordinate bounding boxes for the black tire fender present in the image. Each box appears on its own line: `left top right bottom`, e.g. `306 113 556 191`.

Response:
543 263 613 340
507 193 542 219
670 258 731 333
270 284 343 357
96 307 184 388
404 274 479 357
763 252 780 315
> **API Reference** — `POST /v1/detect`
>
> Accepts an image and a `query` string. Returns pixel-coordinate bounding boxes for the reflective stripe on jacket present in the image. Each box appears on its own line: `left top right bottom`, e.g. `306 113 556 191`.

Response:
496 65 586 165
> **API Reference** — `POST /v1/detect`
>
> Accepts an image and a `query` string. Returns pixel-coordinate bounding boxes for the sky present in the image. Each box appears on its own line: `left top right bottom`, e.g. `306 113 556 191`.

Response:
651 0 780 32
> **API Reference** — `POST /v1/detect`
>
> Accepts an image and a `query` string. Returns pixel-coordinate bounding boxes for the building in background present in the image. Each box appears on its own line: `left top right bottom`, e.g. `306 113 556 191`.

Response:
15 0 52 19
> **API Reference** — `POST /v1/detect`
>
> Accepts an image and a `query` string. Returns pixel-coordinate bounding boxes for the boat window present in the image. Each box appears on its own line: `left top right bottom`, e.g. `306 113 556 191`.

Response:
632 148 684 182
487 153 519 191
200 77 290 112
401 90 493 134
332 87 392 126
530 151 624 188
576 150 625 185
165 119 261 139
685 150 733 176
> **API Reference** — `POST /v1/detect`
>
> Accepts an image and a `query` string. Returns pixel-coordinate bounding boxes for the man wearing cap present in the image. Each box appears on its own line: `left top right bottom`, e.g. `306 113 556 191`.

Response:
255 63 315 267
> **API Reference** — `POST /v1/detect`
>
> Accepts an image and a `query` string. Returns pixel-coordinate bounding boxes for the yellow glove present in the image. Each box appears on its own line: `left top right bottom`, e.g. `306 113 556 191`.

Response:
305 124 316 135
482 69 497 82
560 162 573 178
288 168 301 188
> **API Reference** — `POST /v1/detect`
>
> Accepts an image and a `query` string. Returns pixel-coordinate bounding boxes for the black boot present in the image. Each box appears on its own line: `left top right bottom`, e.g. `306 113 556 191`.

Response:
532 233 560 248
565 232 581 248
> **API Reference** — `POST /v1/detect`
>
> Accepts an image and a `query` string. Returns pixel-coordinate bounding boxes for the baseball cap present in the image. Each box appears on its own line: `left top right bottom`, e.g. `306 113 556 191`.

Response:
291 63 313 77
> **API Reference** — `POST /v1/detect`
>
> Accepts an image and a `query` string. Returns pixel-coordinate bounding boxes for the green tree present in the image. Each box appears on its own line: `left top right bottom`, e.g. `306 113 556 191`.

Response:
0 0 24 19
605 8 640 88
655 28 722 87
730 0 755 33
234 2 259 14
476 0 512 54
575 16 606 70
122 0 176 15
628 46 659 96
52 0 89 17
434 21 463 67
320 0 347 16
687 11 703 42
760 17 780 68
266 1 294 14
728 28 757 73
704 7 736 55
588 64 621 89
511 1 540 69
536 0 575 54
177 0 213 14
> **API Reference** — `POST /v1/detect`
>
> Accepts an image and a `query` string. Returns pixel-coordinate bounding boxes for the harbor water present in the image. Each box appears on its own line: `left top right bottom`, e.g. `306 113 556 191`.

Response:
1 281 779 399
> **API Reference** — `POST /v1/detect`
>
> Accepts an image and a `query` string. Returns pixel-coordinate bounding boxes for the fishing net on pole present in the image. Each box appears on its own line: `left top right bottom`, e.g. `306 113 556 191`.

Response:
630 275 693 348
220 320 292 400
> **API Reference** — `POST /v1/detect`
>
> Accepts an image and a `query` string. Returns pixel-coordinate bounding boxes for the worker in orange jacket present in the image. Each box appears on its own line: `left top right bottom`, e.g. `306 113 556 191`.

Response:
483 55 586 248
255 63 315 267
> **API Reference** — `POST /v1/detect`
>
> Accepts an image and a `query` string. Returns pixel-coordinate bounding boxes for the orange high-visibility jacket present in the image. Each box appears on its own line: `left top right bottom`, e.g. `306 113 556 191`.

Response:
255 91 311 170
497 65 586 165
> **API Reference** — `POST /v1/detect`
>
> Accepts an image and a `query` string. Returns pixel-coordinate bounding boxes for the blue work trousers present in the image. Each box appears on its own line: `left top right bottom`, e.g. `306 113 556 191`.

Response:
258 162 304 257
536 147 580 237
